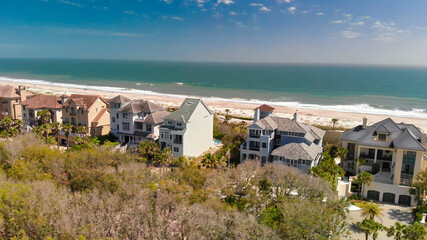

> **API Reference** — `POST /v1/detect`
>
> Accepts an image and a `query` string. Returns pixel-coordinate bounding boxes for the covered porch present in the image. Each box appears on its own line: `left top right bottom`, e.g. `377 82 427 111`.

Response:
357 146 394 173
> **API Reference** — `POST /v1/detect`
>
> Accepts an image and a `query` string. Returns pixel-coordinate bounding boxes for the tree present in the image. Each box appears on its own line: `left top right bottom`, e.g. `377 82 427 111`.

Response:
355 171 373 196
410 169 427 206
331 118 338 131
137 141 159 163
402 222 427 240
37 110 52 125
387 222 407 240
62 123 73 149
50 122 62 147
40 123 53 144
153 148 172 168
309 154 344 187
360 201 384 221
0 117 23 137
357 219 384 240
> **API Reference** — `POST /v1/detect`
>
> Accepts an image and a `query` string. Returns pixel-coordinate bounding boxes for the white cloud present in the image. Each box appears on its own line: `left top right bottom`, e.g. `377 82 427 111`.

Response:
260 6 271 12
288 6 296 14
341 30 362 39
316 12 324 16
171 16 184 21
161 0 173 3
229 11 238 15
217 0 234 4
331 20 343 24
57 28 145 37
59 0 82 7
249 3 263 6
301 10 308 14
123 11 136 15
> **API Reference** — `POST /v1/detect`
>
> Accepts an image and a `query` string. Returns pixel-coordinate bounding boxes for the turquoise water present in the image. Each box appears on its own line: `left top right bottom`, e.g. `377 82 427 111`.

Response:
0 59 427 118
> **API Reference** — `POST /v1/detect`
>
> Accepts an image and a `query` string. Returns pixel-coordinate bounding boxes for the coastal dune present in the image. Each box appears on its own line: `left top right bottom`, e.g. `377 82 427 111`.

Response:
2 78 427 132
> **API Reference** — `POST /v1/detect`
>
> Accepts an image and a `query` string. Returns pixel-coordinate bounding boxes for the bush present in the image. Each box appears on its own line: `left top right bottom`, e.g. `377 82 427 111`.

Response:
348 194 364 201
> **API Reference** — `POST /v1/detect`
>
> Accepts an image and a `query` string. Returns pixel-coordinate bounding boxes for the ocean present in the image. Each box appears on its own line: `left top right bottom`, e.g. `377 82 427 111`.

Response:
0 58 427 119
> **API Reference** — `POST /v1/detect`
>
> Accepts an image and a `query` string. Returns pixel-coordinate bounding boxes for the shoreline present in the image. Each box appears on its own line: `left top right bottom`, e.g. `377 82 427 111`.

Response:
2 78 427 132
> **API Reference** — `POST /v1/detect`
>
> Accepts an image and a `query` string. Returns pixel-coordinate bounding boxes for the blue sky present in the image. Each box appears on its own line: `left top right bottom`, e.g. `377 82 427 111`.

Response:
1 0 427 65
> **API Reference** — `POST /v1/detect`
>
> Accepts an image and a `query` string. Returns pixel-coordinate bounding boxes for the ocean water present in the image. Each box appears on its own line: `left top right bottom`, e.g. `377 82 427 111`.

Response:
0 58 427 118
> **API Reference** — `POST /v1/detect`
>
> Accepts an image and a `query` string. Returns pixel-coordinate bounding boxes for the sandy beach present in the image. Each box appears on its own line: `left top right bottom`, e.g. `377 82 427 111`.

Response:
2 79 427 132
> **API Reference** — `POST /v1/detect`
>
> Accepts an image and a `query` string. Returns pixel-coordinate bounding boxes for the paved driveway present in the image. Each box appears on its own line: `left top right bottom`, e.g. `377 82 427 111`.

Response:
344 204 413 240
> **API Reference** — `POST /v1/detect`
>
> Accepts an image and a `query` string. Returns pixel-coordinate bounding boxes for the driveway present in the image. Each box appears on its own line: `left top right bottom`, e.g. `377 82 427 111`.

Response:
344 204 413 240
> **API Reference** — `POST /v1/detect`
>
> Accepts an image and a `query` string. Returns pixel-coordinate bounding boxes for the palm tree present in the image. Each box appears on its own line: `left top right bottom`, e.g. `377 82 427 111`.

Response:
37 110 52 125
50 122 62 147
40 123 53 144
356 171 373 196
387 222 406 240
0 117 13 136
402 222 427 240
154 147 172 168
360 201 384 221
331 118 338 131
357 219 384 240
137 141 160 163
62 123 73 149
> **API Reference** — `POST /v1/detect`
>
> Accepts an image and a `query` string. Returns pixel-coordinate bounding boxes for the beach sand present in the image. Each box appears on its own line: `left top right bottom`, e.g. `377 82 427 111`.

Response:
3 79 427 132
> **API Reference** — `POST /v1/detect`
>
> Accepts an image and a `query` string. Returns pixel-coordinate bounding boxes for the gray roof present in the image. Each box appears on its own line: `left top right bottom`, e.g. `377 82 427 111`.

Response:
341 118 426 151
136 111 170 124
108 95 132 104
249 115 325 141
117 100 164 113
271 142 322 161
164 98 212 123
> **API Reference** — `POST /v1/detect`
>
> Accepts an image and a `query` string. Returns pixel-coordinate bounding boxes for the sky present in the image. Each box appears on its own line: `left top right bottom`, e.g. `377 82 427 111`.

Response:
1 0 427 65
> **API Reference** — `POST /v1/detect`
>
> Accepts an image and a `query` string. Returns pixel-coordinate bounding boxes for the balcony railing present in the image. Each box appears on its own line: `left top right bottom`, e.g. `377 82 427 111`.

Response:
173 140 182 144
249 134 260 138
249 146 260 151
70 112 77 116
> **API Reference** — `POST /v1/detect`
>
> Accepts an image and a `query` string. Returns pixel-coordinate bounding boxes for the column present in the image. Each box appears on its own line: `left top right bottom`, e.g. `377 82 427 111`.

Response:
356 146 361 174
374 149 378 163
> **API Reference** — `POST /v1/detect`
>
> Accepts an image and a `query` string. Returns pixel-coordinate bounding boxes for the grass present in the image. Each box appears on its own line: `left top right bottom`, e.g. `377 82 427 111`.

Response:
313 124 350 131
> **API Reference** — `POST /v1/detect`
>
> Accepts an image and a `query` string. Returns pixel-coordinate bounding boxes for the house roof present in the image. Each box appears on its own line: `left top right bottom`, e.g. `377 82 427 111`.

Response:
142 111 170 124
255 104 275 112
108 95 132 104
60 94 69 98
92 108 108 123
62 94 106 109
271 142 322 161
21 94 62 109
341 118 426 151
117 100 164 113
0 86 21 98
164 98 212 123
249 115 325 141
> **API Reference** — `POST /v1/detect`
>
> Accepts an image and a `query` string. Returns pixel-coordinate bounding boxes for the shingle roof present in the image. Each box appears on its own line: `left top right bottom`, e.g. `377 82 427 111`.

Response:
164 98 212 123
142 111 170 124
21 94 62 109
249 115 325 140
108 95 132 104
341 118 426 151
271 142 322 161
63 94 106 109
117 100 164 113
256 104 275 112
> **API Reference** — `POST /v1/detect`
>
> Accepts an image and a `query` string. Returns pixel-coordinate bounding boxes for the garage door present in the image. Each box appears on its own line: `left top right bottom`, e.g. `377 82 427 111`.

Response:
398 195 411 206
383 192 396 204
367 190 380 201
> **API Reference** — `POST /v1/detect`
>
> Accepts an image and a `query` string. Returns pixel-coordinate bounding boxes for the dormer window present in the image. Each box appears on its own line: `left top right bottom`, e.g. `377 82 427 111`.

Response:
168 121 173 125
378 133 387 141
177 122 182 127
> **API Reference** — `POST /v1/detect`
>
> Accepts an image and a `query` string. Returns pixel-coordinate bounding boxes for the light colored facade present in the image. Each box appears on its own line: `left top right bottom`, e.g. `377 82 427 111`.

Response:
21 94 63 126
59 94 110 142
240 104 325 172
159 98 214 158
341 117 427 206
108 95 132 137
0 86 31 120
115 99 169 147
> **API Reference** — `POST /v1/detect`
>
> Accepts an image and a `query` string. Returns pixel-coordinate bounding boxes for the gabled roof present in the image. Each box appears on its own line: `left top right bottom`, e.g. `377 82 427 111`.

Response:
341 118 426 151
117 100 164 113
92 108 108 123
271 142 322 161
142 111 170 124
21 94 62 109
248 115 325 141
0 86 21 98
63 94 107 109
255 104 275 112
164 98 212 123
108 95 132 104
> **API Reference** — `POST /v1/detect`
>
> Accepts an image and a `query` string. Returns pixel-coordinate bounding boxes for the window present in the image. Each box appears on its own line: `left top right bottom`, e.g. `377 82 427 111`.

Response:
168 121 173 125
116 113 119 118
146 125 152 132
378 133 387 141
112 117 115 123
116 124 119 130
2 100 7 104
15 99 18 103
161 132 164 138
262 142 267 148
177 122 182 127
136 122 143 130
96 108 98 113
173 147 179 152
122 113 128 118
81 109 84 114
65 107 68 113
122 123 130 131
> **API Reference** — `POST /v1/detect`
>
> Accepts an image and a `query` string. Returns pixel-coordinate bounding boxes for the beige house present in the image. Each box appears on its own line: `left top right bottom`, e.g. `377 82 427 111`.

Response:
341 117 427 206
59 94 110 143
159 98 214 158
21 94 63 126
0 86 31 120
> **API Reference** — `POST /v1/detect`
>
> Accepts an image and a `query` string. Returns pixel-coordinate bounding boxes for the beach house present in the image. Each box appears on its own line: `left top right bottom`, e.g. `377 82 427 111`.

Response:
240 104 325 172
108 95 132 137
115 99 169 147
59 94 110 142
0 86 31 120
21 94 63 126
158 98 214 158
341 117 427 206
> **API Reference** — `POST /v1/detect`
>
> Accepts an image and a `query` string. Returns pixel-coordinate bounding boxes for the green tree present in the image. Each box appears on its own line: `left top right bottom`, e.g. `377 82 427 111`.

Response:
50 122 62 147
387 222 407 240
357 219 384 240
309 154 344 186
137 141 159 163
0 117 23 137
410 169 427 206
355 171 373 196
153 147 172 168
62 123 73 149
37 110 52 125
40 123 53 144
331 118 338 131
360 201 384 221
403 222 427 240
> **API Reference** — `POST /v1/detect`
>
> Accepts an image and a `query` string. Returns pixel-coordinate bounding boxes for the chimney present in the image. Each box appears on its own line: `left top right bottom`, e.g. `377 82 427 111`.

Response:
60 94 69 104
293 112 298 122
362 116 367 129
421 132 426 147
254 108 260 122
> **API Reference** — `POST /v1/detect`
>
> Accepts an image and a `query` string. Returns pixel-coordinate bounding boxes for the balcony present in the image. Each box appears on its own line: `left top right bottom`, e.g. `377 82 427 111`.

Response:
249 134 260 138
70 112 77 116
173 139 182 144
400 173 413 186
